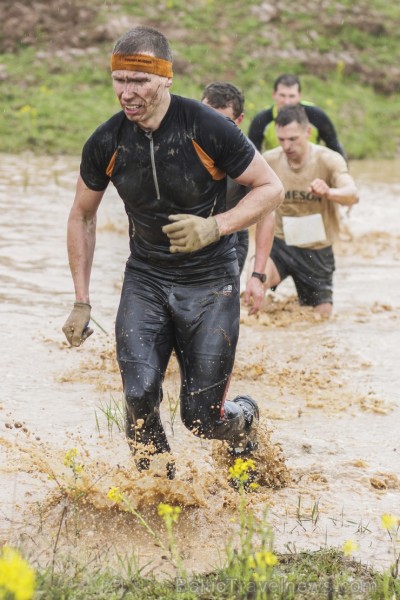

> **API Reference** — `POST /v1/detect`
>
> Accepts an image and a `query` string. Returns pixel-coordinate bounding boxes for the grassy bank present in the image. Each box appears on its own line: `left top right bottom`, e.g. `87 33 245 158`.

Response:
33 550 398 600
0 0 399 158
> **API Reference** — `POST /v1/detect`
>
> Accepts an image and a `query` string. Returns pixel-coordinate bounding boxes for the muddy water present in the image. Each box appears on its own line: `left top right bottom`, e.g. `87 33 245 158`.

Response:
0 153 399 575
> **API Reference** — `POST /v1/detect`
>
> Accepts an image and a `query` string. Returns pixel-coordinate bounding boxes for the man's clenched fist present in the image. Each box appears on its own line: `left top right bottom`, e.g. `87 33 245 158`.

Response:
162 214 220 253
62 302 93 347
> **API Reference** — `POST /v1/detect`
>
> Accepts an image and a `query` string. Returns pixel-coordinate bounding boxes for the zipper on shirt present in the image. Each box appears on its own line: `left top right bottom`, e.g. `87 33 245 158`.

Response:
145 131 160 200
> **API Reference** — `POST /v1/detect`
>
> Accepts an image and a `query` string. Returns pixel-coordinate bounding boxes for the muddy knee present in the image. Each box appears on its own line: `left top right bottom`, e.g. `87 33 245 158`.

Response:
180 381 229 438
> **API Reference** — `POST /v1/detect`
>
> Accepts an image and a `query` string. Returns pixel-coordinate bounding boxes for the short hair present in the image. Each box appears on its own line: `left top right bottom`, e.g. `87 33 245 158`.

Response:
273 73 301 92
113 26 173 62
201 81 245 120
275 104 309 128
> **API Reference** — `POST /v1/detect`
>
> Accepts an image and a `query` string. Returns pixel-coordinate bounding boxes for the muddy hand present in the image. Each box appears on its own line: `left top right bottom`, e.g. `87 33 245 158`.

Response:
308 178 330 197
162 214 220 253
243 278 265 316
62 302 93 347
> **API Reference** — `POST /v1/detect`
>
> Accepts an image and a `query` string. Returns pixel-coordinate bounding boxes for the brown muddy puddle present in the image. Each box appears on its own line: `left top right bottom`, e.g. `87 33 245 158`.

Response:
0 153 399 575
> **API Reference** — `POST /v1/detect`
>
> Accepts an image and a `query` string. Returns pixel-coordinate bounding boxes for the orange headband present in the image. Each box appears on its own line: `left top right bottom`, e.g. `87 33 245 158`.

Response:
110 54 173 78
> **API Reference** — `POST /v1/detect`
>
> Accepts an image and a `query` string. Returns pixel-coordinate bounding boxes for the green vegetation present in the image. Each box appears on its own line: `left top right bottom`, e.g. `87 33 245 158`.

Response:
34 550 399 600
0 0 399 157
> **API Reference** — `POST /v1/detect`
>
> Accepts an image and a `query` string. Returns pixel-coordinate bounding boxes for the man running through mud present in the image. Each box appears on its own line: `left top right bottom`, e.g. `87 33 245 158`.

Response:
62 26 284 478
245 104 358 317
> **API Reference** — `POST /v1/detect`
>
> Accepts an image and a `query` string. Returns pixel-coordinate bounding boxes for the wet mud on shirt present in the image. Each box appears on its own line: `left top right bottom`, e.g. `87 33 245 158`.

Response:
264 143 353 249
80 95 255 279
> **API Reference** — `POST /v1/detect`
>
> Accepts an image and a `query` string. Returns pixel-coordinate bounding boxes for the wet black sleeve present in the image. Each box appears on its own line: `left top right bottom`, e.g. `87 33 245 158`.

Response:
217 124 256 179
248 108 273 151
79 112 125 191
304 105 346 159
194 104 256 179
80 133 111 192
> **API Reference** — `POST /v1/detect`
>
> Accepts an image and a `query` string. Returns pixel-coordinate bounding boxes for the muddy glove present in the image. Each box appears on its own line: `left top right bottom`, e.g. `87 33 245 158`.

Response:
62 302 93 347
162 214 220 253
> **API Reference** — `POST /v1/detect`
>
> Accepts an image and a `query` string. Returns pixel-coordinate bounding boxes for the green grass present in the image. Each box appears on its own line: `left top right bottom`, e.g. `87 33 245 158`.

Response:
32 547 400 599
0 0 399 158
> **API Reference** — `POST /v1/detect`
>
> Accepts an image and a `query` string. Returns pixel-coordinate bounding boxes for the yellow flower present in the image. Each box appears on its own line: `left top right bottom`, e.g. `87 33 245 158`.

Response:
73 464 84 475
157 503 181 524
249 482 259 490
107 487 124 504
380 513 399 531
342 539 359 557
247 550 278 571
19 105 33 114
18 105 37 117
255 550 278 567
0 546 35 600
228 457 256 484
63 448 84 475
63 447 78 468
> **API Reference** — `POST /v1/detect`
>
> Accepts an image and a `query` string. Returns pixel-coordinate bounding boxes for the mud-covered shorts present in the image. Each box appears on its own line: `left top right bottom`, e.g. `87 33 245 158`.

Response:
270 237 335 306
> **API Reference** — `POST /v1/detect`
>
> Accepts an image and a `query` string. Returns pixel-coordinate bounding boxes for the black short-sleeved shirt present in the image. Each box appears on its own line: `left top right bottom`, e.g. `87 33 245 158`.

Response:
80 94 255 275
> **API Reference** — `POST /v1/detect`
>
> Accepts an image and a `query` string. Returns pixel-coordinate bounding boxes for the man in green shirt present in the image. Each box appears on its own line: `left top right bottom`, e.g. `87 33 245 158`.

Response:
248 74 346 159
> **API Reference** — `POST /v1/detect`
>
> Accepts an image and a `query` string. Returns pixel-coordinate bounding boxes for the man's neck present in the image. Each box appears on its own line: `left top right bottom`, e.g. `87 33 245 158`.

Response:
138 93 171 133
287 143 310 170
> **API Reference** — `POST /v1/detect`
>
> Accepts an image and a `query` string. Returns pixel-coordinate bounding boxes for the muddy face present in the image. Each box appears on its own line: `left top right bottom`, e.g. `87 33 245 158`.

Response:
0 155 399 573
